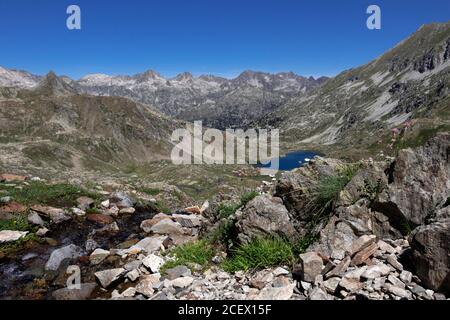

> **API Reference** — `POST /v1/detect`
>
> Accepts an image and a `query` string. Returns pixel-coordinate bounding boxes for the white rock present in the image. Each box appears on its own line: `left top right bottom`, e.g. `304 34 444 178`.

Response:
255 283 295 300
0 230 28 243
119 207 136 214
172 276 194 288
142 254 164 273
101 200 110 208
377 240 396 254
400 270 413 284
273 267 290 277
361 264 391 279
36 227 49 237
71 208 86 217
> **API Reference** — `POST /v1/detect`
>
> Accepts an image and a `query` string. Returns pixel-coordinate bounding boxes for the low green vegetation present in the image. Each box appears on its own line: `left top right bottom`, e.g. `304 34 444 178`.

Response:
0 214 40 256
0 181 101 207
161 240 215 273
359 178 386 203
222 237 295 273
0 215 30 232
217 191 259 219
309 164 359 215
140 188 162 196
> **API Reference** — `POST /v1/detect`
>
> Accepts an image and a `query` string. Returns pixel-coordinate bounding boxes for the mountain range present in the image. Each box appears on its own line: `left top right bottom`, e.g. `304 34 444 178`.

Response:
0 21 449 174
0 67 327 129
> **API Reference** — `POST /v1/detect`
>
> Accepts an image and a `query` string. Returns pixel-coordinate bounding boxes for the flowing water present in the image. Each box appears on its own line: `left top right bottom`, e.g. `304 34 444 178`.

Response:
0 208 157 300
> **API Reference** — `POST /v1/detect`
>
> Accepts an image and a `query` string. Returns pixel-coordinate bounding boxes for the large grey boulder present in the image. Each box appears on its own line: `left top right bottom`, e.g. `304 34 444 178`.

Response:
235 195 298 244
373 133 450 227
409 219 450 292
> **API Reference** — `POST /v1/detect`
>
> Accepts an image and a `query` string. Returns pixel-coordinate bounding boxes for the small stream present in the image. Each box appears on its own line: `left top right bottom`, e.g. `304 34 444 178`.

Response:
0 208 157 300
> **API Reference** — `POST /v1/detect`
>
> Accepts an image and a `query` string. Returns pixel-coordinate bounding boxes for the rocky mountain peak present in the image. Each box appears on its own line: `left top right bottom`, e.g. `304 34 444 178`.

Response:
173 72 194 82
36 71 78 96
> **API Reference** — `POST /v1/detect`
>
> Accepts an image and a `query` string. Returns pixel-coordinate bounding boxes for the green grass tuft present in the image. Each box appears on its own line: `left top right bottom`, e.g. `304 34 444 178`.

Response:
222 237 295 273
161 240 215 273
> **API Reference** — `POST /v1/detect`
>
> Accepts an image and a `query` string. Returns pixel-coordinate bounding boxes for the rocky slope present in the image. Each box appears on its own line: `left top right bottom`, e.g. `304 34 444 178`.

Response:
255 22 450 158
0 133 448 300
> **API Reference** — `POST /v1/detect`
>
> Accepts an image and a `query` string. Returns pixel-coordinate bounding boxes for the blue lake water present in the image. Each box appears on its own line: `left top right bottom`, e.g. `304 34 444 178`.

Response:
256 150 320 171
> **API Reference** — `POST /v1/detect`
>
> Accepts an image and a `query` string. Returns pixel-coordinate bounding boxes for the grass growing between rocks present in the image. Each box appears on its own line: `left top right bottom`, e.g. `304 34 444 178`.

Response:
217 191 259 219
161 240 215 273
0 214 41 256
222 237 295 273
0 181 101 207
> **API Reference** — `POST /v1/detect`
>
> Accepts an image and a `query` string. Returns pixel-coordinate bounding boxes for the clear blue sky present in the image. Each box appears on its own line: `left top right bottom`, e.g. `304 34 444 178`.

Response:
0 0 449 79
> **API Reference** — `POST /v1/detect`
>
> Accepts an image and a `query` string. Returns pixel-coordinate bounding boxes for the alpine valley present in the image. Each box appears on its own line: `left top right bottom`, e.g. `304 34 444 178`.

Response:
0 22 449 301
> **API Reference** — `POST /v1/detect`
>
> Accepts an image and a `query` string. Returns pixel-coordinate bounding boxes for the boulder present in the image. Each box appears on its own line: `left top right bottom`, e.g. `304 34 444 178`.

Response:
140 214 172 232
130 236 168 254
351 242 378 266
165 265 191 280
89 248 110 265
110 191 135 209
45 244 83 271
31 205 70 224
52 283 97 300
135 274 161 296
255 283 295 300
298 252 324 282
142 254 164 273
150 219 185 235
236 195 298 244
94 268 126 288
28 211 45 226
76 196 95 211
409 219 450 292
373 133 450 227
172 276 194 288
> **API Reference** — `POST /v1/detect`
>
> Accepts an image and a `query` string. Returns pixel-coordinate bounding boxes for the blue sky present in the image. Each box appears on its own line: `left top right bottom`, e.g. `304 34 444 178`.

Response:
0 0 449 79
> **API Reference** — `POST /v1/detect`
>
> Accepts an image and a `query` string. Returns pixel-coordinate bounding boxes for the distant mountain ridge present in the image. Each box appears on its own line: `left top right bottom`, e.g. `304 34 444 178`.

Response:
0 67 328 129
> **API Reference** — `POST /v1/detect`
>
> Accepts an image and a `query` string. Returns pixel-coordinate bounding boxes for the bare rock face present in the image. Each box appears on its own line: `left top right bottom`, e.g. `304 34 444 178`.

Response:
235 195 298 244
409 219 450 293
373 133 450 227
